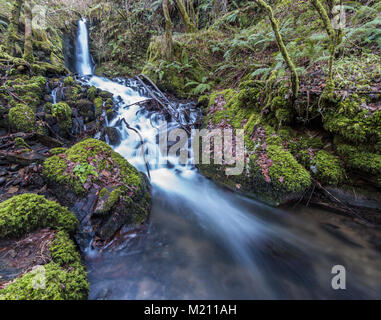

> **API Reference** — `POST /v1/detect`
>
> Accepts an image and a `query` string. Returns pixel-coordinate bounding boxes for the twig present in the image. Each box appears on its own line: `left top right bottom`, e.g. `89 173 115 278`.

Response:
134 75 191 134
121 118 151 180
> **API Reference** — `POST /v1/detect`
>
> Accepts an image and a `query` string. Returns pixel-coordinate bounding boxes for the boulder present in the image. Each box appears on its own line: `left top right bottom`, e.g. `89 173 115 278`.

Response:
105 126 121 146
43 138 151 249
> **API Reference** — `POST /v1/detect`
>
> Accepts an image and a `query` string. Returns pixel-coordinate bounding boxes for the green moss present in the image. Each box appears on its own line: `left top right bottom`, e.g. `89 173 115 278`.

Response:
0 194 77 238
87 86 97 100
104 188 122 212
44 138 142 195
251 142 311 203
0 231 89 300
9 104 35 133
337 144 381 186
10 76 46 111
94 97 103 117
63 76 74 86
299 149 345 185
51 102 72 131
49 147 67 155
324 95 381 145
14 137 30 149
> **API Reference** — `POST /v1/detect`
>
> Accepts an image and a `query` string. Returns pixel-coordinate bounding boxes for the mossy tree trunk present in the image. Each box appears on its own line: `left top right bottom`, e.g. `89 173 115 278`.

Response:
175 0 197 33
6 0 23 56
255 0 299 99
162 0 173 61
23 0 34 63
311 0 343 88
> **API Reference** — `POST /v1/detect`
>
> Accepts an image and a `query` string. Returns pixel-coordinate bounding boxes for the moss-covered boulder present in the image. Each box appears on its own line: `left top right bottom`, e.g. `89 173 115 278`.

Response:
7 76 46 111
199 87 311 206
298 149 346 186
8 104 35 133
0 230 88 300
0 193 77 238
43 138 151 248
51 102 72 132
323 95 381 147
336 143 381 188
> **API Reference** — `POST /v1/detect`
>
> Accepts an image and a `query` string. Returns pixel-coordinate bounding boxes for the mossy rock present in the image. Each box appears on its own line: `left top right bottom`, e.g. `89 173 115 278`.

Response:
0 231 89 300
94 97 103 117
298 149 346 185
323 95 381 146
75 99 95 121
63 76 74 86
0 194 77 239
9 104 36 133
10 76 46 111
43 138 151 244
198 87 311 206
51 102 72 132
336 143 381 187
87 86 97 100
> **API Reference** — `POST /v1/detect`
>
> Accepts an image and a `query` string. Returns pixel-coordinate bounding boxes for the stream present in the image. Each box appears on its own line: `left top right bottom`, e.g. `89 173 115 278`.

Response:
74 19 381 300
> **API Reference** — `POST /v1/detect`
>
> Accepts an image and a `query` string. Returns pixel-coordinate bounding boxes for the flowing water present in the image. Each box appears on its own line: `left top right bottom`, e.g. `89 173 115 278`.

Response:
74 20 381 300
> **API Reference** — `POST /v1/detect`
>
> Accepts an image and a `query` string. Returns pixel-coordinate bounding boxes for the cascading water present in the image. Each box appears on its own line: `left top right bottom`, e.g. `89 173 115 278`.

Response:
74 20 381 299
75 18 93 75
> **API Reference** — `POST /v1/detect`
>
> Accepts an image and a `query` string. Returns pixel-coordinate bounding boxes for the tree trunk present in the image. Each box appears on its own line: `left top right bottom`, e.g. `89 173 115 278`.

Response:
311 0 342 84
23 0 34 63
175 0 197 33
213 0 219 19
255 0 299 99
162 0 173 61
6 0 23 56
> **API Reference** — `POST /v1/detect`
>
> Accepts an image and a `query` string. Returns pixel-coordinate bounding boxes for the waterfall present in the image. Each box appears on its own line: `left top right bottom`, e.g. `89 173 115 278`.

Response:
72 20 380 300
75 18 93 75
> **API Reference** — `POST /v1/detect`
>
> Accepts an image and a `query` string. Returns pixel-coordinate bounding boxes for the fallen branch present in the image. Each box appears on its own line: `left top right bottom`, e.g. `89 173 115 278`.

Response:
121 118 151 180
135 75 191 134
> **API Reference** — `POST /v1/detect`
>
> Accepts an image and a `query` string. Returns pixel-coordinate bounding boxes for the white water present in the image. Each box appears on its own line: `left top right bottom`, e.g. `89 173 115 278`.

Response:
75 18 93 75
74 20 381 299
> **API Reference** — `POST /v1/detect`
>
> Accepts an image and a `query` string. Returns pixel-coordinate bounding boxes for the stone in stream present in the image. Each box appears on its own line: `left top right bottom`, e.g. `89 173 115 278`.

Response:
43 138 152 250
105 126 121 146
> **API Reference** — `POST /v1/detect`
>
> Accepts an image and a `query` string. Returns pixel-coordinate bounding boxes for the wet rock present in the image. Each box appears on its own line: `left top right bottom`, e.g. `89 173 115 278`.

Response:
43 138 152 250
76 99 95 121
44 94 53 103
100 91 113 99
105 127 121 146
0 177 5 186
107 110 117 122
